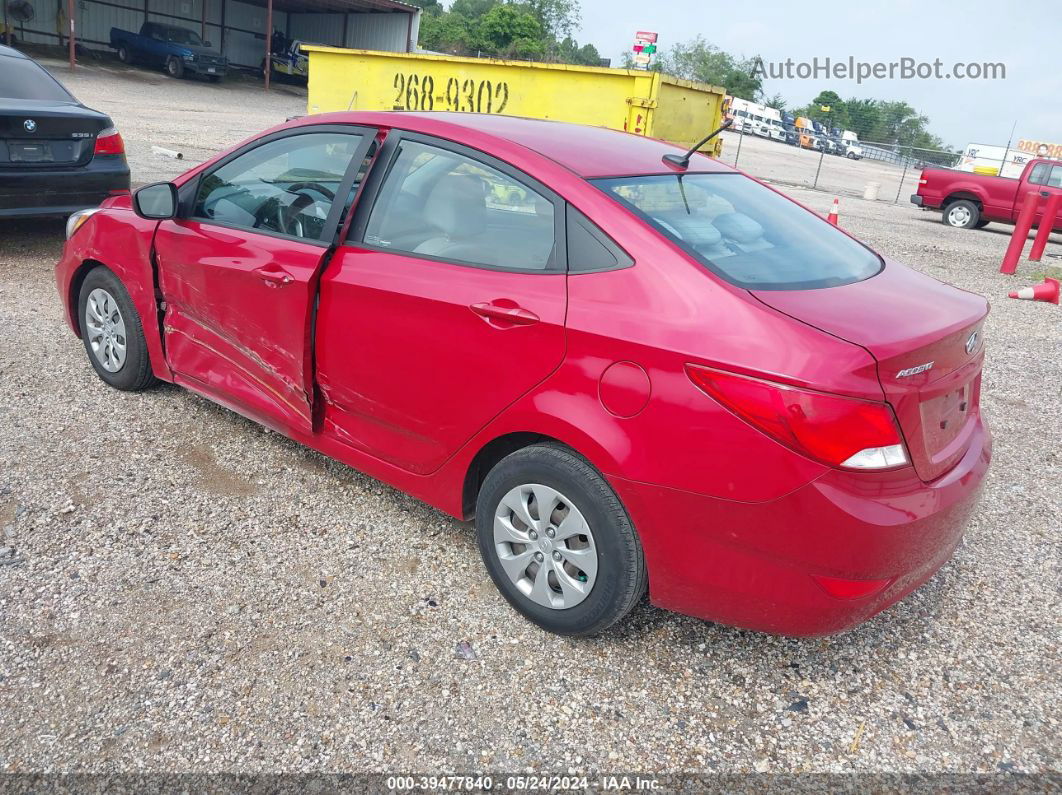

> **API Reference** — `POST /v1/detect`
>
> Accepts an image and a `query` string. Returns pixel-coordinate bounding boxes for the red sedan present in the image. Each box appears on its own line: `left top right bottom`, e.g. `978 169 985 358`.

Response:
55 112 991 636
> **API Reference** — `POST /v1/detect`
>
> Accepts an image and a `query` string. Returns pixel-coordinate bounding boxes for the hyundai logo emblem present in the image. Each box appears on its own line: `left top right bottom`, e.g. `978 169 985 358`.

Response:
965 331 979 355
23 119 37 133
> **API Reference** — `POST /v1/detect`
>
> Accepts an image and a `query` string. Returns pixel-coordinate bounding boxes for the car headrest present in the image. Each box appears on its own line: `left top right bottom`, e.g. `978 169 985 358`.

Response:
712 212 765 243
423 174 487 240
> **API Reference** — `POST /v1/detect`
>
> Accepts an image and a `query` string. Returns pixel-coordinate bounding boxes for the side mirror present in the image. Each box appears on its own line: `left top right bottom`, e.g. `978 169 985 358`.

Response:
133 182 178 220
204 40 212 48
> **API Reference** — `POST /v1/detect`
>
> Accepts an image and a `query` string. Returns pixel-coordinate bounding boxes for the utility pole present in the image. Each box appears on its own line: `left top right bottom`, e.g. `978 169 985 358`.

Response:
67 0 75 68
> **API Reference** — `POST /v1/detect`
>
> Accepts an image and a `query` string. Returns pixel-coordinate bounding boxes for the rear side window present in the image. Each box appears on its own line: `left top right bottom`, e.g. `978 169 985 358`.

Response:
0 56 75 102
592 173 882 290
363 140 557 271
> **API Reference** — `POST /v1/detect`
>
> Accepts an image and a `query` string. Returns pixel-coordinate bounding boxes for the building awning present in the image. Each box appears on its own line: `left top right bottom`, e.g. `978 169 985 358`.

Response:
235 0 418 13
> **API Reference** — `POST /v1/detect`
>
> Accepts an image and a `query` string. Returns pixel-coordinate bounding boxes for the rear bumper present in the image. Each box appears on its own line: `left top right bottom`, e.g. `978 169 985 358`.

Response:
0 156 129 218
910 193 924 207
610 416 992 636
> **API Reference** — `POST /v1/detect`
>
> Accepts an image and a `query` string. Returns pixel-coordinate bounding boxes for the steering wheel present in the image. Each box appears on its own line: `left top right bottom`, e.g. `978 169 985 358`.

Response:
279 192 318 238
285 181 335 201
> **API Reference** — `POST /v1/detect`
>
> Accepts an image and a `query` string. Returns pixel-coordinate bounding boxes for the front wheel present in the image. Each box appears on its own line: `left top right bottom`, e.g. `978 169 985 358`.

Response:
77 267 158 391
943 199 980 229
166 56 184 78
475 444 647 636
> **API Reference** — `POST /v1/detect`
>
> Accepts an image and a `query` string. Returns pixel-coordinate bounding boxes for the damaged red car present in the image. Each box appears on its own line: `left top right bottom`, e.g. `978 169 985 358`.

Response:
55 112 991 636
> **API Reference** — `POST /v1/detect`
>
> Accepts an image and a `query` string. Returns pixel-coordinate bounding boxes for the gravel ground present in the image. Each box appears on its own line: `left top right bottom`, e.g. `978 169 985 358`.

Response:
0 60 1060 779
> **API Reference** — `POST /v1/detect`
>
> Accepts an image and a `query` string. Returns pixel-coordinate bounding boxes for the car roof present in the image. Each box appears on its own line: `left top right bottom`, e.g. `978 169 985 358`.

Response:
302 111 736 179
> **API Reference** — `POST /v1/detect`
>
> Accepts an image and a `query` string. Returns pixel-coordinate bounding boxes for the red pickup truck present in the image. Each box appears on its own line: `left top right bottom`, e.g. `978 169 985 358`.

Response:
912 158 1062 230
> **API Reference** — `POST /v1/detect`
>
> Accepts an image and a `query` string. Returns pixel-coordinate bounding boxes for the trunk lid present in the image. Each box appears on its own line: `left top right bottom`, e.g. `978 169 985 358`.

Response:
0 99 108 168
751 261 988 481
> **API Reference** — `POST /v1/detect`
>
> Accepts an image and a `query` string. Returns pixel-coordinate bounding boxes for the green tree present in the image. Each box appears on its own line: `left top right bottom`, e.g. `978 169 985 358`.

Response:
842 97 880 139
450 0 498 18
656 37 762 99
522 0 580 38
555 36 600 65
415 0 597 65
762 92 786 111
477 4 543 57
418 10 474 53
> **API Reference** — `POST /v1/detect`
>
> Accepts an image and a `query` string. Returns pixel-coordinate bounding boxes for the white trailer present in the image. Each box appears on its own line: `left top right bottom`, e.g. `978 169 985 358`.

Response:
957 143 1039 179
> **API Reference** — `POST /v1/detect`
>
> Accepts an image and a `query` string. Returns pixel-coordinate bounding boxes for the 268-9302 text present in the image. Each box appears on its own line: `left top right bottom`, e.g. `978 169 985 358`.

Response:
392 73 511 114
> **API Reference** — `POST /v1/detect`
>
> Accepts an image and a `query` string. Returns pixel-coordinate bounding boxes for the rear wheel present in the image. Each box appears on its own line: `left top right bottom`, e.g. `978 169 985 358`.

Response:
77 267 157 392
117 45 132 64
943 199 980 229
166 56 184 78
475 444 647 636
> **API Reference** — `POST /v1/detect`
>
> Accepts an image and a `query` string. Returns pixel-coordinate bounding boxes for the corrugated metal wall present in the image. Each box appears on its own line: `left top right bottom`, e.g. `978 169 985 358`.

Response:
288 13 343 47
7 0 414 67
346 11 409 52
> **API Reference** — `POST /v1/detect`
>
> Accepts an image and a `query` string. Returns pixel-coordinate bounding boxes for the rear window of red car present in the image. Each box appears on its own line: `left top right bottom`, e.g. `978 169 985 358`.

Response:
593 173 882 290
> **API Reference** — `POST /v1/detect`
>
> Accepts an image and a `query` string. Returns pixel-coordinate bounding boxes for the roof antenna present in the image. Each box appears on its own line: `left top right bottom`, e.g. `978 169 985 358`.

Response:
662 118 734 170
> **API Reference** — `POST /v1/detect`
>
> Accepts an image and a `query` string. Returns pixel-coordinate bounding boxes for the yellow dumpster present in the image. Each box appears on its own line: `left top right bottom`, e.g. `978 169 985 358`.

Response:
303 46 728 156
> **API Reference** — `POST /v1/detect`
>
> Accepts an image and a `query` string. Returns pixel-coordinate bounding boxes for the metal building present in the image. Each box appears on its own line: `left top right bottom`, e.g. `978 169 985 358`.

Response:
2 0 420 70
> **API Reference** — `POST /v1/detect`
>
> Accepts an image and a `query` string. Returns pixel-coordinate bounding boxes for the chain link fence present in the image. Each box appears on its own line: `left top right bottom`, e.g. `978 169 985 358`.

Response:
715 129 964 206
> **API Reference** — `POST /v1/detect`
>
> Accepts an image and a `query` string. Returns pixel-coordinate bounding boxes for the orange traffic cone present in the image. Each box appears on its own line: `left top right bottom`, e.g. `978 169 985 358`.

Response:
1008 277 1059 305
826 198 840 225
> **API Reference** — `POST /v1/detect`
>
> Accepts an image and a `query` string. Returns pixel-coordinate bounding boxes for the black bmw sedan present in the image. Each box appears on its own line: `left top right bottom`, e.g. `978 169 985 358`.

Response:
1 44 129 219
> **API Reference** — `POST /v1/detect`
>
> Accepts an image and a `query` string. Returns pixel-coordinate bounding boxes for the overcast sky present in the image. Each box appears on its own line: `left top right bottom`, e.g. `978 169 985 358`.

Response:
573 0 1061 148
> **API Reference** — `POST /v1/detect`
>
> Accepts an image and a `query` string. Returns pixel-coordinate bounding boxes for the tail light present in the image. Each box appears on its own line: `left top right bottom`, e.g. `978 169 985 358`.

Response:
94 127 125 156
685 364 908 470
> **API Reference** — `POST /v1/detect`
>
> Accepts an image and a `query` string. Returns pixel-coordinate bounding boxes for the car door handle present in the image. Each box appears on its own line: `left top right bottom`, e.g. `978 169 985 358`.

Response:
470 302 540 326
253 265 294 287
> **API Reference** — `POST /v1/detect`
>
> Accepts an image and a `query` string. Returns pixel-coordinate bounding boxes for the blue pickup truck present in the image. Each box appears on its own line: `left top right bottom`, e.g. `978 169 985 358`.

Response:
110 22 228 81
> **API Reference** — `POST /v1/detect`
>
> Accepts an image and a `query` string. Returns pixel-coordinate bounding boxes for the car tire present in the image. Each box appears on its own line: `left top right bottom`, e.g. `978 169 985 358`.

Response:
117 45 131 64
166 56 184 79
77 267 158 392
475 443 647 636
943 199 980 229
846 152 856 159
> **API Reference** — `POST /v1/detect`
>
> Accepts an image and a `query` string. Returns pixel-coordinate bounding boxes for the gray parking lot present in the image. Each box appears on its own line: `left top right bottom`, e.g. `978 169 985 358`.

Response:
0 57 1060 777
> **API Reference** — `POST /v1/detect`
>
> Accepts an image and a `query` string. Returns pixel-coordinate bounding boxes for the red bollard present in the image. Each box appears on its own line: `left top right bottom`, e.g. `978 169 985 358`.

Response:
1028 192 1061 263
1000 191 1041 274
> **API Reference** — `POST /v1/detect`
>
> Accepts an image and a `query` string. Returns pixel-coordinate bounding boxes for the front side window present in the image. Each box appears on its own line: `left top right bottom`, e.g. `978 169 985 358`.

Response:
193 132 362 241
363 140 556 270
593 173 882 290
